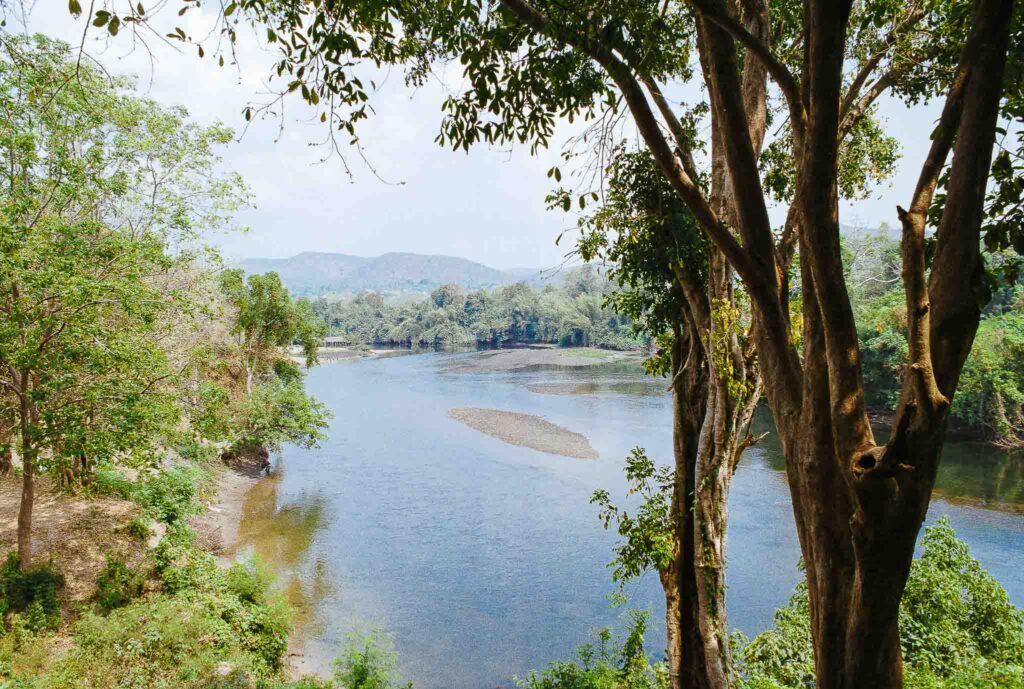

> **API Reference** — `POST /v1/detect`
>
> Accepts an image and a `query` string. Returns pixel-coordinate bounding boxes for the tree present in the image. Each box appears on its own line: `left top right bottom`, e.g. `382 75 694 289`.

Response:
583 149 762 689
0 34 250 569
396 3 1016 686
219 270 324 393
431 283 466 310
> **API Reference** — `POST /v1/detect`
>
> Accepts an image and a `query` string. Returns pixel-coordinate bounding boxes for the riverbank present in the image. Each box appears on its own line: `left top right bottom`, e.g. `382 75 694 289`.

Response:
0 455 326 687
0 475 148 614
447 346 642 374
192 454 322 680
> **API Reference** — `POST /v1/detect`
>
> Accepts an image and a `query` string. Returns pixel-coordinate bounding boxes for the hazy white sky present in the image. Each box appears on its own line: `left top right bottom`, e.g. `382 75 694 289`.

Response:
29 5 938 269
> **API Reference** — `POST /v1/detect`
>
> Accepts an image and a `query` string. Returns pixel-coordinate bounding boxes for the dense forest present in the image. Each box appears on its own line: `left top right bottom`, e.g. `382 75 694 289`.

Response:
310 266 643 350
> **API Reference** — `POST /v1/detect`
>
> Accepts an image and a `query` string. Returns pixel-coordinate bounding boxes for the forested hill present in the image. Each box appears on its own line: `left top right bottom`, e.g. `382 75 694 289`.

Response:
239 251 533 296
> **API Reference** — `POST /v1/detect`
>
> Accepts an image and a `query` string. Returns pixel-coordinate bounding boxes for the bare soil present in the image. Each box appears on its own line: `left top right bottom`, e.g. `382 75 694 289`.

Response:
0 475 146 616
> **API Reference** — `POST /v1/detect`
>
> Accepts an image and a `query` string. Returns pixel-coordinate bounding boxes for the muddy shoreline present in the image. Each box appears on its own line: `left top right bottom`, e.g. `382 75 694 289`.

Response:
192 456 322 680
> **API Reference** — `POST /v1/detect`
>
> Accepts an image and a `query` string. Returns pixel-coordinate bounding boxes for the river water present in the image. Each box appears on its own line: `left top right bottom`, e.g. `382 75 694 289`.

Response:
233 350 1024 689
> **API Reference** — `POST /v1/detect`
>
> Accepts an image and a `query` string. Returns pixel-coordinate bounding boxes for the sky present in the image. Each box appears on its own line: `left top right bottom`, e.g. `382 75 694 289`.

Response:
27 5 939 270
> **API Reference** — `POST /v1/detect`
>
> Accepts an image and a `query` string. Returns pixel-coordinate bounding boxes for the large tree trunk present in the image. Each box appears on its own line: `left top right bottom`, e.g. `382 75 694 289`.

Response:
665 320 714 689
778 3 1014 687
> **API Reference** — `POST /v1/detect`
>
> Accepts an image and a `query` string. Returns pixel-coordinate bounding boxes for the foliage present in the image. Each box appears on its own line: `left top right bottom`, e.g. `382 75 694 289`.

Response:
29 594 276 688
849 230 1024 445
220 269 326 376
333 628 407 689
150 523 292 674
573 148 704 371
591 449 675 598
0 33 250 494
93 555 145 613
311 268 643 350
237 378 331 454
0 553 64 632
517 610 666 689
132 464 206 524
952 310 1024 444
738 519 1024 688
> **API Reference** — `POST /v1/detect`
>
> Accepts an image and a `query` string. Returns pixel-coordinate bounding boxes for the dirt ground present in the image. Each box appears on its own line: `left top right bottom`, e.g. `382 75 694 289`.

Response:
190 452 267 562
0 475 146 613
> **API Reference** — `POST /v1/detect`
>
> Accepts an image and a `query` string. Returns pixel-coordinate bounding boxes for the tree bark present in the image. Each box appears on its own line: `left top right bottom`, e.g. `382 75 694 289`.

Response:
0 436 11 476
17 374 35 571
666 319 714 689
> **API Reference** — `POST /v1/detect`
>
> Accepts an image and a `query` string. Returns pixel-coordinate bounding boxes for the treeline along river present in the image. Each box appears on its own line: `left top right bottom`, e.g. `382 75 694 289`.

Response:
233 350 1024 689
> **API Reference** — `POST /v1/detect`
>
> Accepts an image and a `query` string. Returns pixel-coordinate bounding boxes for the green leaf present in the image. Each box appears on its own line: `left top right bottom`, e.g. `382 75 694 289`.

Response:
68 0 82 16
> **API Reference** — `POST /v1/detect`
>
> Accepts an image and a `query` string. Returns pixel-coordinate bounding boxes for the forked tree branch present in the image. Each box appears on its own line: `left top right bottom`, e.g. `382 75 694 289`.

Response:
687 0 807 146
498 0 765 290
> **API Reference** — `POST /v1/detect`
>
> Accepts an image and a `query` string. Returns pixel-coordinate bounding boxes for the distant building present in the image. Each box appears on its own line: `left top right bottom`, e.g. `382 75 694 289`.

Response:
323 336 348 348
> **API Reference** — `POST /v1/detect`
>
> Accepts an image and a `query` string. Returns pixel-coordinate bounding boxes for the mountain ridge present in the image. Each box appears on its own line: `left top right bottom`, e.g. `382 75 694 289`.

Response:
238 250 531 296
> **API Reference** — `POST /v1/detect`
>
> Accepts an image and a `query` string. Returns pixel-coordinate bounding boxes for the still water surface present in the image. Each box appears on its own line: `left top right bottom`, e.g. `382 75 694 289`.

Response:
234 351 1024 689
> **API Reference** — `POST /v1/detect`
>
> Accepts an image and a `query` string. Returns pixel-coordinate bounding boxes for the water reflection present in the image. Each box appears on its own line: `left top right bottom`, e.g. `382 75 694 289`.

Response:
234 472 333 636
935 445 1024 513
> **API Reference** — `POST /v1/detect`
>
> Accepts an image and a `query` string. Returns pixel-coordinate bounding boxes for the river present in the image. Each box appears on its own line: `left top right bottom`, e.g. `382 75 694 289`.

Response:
233 350 1024 689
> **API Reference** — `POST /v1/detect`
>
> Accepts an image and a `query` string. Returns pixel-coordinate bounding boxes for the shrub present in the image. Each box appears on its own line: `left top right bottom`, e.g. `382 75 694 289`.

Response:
151 525 291 672
0 553 64 632
132 464 204 524
152 522 218 594
94 555 145 613
33 595 269 688
175 438 221 464
334 628 405 689
900 518 1024 673
125 515 151 541
88 465 133 500
236 378 330 454
226 559 275 606
517 611 666 689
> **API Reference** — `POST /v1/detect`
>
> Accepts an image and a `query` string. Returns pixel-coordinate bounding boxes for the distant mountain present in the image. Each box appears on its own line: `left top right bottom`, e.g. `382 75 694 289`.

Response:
238 251 523 296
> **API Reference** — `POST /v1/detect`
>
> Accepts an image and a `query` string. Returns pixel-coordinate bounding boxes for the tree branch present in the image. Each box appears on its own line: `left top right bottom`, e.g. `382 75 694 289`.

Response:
687 0 806 146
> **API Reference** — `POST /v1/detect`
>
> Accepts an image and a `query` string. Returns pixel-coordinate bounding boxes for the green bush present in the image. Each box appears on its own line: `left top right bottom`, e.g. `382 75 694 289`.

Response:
132 464 204 524
32 595 269 688
93 555 145 613
236 378 330 454
226 559 275 606
125 515 151 541
175 438 221 464
88 465 133 500
739 519 1024 688
517 611 666 689
150 524 291 673
0 553 64 632
152 522 218 594
334 628 406 689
